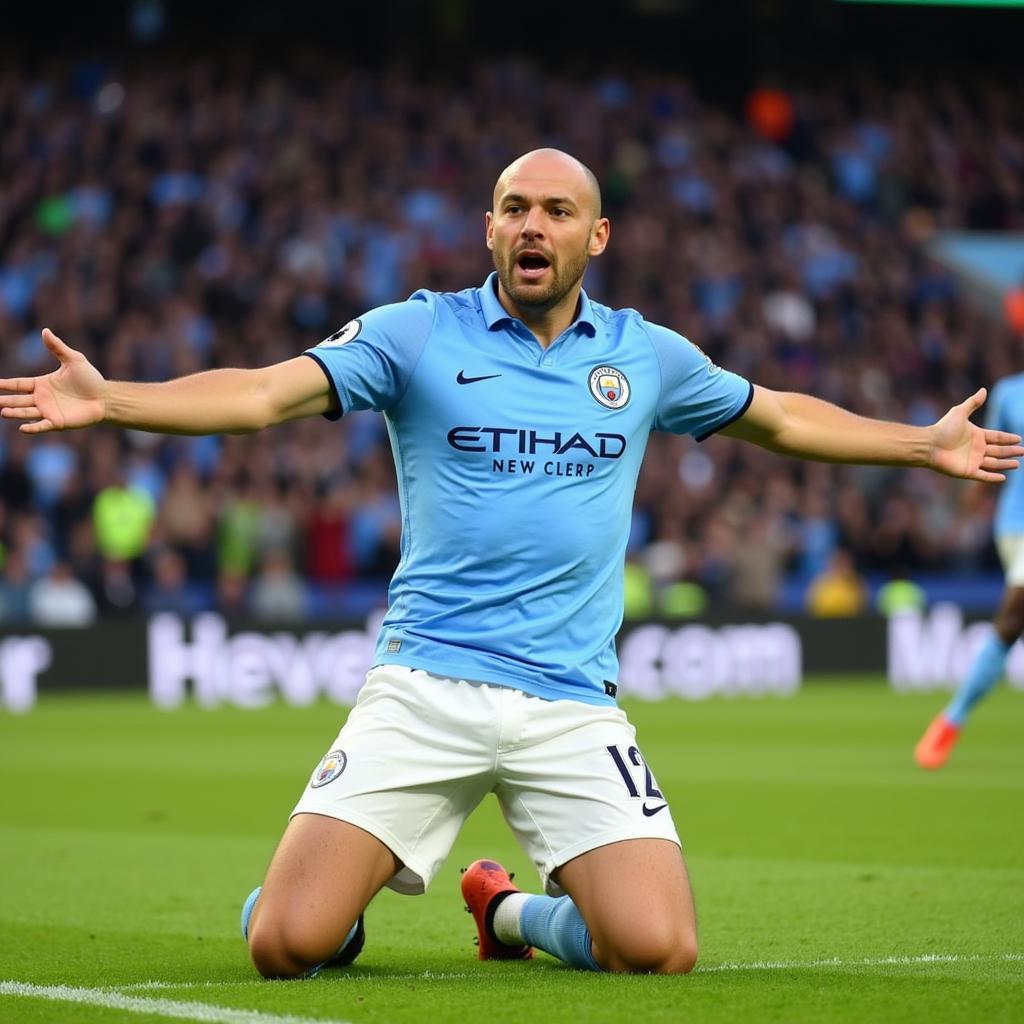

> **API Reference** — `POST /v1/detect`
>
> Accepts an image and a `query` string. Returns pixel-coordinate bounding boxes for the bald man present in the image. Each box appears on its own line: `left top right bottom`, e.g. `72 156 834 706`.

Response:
2 149 1019 978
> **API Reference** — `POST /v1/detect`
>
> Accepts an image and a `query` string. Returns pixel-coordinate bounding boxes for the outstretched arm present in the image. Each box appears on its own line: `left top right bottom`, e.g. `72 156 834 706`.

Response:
0 328 337 435
721 385 1023 482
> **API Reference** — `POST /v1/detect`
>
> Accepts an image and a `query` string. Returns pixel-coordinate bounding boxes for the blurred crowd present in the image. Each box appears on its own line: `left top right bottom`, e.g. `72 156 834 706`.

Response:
1 53 1022 626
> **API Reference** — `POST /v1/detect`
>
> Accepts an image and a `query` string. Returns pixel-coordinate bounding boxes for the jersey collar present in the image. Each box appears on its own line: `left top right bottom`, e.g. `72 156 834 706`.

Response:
479 272 597 337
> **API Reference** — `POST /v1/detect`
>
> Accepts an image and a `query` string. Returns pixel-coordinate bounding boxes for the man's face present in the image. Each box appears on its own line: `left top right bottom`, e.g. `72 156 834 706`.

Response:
486 155 608 313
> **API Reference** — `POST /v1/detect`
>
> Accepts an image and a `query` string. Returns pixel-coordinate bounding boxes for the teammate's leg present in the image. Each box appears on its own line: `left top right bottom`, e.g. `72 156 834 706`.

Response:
463 840 696 973
915 585 1024 769
245 813 401 979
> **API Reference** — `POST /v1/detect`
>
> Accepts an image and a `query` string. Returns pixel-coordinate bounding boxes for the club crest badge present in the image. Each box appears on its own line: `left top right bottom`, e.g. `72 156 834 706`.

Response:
588 365 631 409
310 749 348 788
319 319 362 348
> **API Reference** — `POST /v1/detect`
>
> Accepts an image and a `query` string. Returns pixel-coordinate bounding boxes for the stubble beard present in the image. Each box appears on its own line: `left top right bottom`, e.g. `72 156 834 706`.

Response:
493 245 591 313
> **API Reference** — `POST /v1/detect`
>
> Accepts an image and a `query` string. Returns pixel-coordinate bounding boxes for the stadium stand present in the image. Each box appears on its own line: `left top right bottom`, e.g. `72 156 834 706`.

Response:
1 8 1022 621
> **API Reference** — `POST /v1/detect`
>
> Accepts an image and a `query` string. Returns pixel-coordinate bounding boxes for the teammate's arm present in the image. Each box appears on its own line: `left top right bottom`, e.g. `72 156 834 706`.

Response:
0 328 337 435
721 384 1023 483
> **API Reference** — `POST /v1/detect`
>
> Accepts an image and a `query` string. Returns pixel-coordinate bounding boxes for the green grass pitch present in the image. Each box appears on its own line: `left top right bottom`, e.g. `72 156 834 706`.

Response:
1 678 1022 1024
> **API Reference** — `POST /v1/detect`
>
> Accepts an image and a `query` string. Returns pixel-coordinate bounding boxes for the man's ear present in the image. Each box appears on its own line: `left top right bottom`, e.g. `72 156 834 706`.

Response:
485 211 494 251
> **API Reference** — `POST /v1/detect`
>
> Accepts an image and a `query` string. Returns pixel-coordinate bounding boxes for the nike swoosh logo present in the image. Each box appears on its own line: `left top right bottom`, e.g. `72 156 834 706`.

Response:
457 371 502 385
642 803 668 817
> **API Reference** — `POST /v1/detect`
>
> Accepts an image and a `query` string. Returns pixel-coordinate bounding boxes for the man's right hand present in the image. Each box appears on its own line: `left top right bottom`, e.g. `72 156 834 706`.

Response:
0 328 107 433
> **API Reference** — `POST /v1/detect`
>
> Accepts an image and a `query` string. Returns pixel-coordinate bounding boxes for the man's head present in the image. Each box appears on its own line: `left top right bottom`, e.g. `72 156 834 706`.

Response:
486 149 609 316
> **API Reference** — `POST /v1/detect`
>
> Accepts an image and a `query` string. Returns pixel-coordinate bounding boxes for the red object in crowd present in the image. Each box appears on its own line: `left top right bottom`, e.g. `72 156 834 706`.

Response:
306 499 353 582
1004 287 1024 334
745 87 794 143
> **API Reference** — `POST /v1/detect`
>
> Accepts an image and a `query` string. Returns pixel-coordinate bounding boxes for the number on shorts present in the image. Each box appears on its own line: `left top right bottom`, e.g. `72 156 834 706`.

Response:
606 744 663 801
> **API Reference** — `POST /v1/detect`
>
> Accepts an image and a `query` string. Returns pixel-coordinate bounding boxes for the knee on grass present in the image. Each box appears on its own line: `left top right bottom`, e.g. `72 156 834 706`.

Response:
598 927 698 975
247 919 331 980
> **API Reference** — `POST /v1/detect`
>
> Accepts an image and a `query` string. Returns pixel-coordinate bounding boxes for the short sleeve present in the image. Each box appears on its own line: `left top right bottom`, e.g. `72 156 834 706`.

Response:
646 322 753 439
303 291 435 418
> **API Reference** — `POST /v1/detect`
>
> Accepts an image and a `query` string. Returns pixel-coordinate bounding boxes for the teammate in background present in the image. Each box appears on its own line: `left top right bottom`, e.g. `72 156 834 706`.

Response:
2 150 1021 978
915 371 1024 770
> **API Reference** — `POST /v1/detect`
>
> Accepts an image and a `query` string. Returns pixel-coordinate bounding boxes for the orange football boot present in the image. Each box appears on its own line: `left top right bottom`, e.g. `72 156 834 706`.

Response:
914 713 961 770
460 859 534 960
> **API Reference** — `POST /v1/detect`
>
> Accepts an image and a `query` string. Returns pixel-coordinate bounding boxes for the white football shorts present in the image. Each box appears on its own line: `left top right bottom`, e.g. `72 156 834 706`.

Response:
291 664 681 896
997 534 1024 586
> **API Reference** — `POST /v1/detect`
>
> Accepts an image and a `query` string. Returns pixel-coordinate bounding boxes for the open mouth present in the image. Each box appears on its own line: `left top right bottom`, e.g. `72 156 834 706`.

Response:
515 252 551 278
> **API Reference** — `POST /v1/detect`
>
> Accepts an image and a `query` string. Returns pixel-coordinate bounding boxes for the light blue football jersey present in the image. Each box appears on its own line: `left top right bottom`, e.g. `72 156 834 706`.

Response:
306 273 752 705
985 373 1024 537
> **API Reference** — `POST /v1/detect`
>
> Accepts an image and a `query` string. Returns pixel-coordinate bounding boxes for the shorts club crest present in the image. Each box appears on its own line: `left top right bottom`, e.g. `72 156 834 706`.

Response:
311 750 348 788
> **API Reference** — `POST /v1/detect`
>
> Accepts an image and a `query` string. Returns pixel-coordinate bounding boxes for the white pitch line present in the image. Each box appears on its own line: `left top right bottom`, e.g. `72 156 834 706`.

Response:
4 954 1021 1020
106 958 1022 986
0 981 352 1024
698 952 1024 973
117 972 470 991
117 982 263 991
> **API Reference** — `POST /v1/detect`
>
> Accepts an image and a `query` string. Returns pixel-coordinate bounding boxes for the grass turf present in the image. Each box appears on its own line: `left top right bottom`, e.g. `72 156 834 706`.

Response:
1 678 1022 1023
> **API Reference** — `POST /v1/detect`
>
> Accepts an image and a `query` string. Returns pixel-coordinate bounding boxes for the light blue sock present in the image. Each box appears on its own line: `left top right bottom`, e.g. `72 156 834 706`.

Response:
945 633 1010 726
240 886 261 940
519 895 602 972
240 886 360 977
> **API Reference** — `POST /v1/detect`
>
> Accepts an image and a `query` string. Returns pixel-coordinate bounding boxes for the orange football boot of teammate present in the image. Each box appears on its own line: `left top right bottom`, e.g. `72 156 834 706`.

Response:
914 713 961 770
